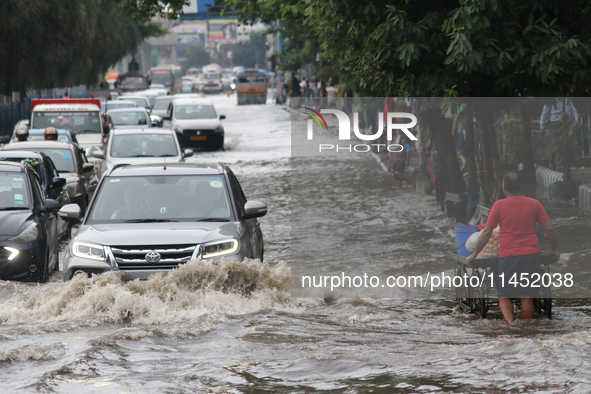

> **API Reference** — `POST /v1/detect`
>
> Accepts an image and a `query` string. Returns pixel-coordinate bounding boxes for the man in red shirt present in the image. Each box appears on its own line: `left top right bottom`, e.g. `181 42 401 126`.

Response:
466 172 559 324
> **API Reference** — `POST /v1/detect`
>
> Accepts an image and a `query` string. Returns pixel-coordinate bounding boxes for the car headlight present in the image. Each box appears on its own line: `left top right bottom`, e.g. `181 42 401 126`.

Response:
4 247 19 260
202 239 239 259
8 223 39 243
72 241 106 261
214 125 223 133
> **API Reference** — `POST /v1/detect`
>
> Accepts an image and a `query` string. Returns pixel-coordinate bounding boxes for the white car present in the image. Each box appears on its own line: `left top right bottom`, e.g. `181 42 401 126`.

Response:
161 97 225 151
117 96 151 110
105 100 137 112
91 128 193 176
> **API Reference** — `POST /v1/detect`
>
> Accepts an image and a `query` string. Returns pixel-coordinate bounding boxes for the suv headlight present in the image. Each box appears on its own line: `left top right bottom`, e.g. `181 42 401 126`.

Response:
9 223 39 243
202 239 239 259
214 125 223 133
72 241 106 261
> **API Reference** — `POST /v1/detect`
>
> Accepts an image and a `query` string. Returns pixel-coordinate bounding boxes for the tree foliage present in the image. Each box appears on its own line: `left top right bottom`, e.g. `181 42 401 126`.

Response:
0 0 174 95
224 0 591 97
223 0 591 204
115 0 189 22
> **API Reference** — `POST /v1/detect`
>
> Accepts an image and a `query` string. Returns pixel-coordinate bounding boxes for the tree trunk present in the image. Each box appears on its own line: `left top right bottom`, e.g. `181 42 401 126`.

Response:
475 100 503 203
461 104 479 217
474 121 491 206
422 107 466 194
518 100 536 183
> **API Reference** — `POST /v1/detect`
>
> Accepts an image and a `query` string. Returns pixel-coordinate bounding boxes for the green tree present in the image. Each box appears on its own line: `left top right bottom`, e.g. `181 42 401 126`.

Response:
182 44 210 74
224 0 591 203
0 0 167 96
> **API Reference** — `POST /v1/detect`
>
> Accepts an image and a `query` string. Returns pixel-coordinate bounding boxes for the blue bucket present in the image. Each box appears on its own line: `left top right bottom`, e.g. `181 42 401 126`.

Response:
455 225 478 257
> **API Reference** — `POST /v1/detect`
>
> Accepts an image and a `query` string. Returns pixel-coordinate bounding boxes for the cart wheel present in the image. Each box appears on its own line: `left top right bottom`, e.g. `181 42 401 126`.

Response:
543 284 552 319
455 267 470 312
538 269 552 319
469 271 487 319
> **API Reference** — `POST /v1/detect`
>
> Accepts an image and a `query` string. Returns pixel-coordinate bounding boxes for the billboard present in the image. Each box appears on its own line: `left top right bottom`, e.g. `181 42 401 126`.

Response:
208 19 237 45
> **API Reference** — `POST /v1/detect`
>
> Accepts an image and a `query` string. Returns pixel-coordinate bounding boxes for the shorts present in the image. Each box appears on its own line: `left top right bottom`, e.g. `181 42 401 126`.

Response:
495 254 541 298
392 161 406 181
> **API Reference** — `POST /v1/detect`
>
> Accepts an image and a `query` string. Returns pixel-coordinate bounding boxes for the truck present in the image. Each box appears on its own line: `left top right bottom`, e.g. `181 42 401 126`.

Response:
29 98 109 151
115 71 150 93
201 63 223 94
148 65 182 94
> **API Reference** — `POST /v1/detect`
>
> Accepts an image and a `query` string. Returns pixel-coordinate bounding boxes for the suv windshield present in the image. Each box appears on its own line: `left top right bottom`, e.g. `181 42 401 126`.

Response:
110 133 178 157
0 173 31 208
174 105 216 119
87 175 231 223
32 111 101 133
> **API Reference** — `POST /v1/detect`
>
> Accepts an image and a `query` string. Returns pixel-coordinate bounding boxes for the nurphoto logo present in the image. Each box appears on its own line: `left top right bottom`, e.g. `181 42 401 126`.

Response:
303 108 417 153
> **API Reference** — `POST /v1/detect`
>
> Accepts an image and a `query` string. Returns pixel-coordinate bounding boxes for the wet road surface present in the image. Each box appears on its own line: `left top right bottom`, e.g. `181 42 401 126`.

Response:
0 94 590 393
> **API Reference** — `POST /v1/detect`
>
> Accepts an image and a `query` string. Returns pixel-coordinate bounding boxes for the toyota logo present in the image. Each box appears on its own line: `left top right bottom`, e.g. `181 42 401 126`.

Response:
145 251 161 263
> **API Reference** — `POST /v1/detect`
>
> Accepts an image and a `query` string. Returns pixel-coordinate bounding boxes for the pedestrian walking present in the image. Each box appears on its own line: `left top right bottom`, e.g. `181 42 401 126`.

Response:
539 98 579 170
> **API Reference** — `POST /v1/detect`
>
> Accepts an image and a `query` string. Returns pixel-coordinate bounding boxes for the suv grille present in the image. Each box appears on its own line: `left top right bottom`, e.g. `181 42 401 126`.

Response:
108 244 198 270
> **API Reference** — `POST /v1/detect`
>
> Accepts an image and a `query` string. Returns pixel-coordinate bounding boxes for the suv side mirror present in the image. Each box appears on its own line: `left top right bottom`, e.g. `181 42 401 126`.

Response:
183 148 193 158
82 163 95 173
41 199 62 213
52 177 67 188
219 115 226 120
92 149 105 159
59 203 81 222
241 201 267 220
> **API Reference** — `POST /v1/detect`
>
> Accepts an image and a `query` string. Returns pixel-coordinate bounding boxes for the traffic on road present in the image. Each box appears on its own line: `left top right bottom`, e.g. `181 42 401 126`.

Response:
0 86 273 284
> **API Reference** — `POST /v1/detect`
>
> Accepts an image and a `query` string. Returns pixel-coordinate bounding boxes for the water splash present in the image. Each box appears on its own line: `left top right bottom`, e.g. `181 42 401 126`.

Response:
0 259 295 326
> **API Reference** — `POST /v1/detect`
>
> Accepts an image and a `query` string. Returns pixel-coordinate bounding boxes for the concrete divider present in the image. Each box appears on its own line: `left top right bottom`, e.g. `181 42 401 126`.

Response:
535 164 564 187
579 184 591 211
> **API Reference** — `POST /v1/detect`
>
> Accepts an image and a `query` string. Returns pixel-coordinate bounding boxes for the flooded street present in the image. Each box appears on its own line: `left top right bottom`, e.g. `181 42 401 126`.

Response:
1 94 591 393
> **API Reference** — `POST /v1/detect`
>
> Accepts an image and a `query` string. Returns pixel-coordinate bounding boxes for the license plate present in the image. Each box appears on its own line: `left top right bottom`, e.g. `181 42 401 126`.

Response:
190 136 207 141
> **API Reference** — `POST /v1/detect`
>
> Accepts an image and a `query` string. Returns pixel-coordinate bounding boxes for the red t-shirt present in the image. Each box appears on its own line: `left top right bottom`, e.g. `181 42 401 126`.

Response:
485 195 550 257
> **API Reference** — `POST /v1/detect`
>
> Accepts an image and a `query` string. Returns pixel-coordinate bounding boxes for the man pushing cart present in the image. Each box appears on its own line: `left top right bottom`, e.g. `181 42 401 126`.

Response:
465 172 560 324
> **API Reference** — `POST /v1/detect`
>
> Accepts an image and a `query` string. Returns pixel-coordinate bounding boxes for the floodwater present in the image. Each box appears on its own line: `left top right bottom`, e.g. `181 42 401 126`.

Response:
0 94 590 393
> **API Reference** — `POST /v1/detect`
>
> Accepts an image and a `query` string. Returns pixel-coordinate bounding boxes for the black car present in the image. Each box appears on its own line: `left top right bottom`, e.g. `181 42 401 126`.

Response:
0 161 62 282
0 151 71 239
1 141 99 215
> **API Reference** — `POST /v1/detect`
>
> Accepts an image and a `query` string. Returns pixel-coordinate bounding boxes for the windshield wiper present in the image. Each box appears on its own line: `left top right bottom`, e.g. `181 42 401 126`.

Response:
0 207 30 210
196 218 230 222
124 218 178 223
73 129 100 134
128 154 153 157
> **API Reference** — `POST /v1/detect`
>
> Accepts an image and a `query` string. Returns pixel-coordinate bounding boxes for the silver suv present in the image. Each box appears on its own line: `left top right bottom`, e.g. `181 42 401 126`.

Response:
60 163 267 280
